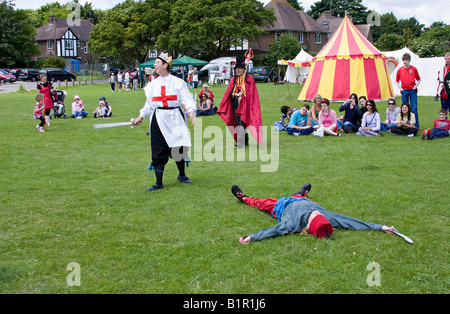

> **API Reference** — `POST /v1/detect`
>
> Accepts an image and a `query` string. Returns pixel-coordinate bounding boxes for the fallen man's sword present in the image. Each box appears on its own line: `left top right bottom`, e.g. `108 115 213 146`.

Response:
391 229 413 244
94 119 135 129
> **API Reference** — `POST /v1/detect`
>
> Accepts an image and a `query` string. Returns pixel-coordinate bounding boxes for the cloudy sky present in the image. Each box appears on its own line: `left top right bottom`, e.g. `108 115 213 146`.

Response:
14 0 449 27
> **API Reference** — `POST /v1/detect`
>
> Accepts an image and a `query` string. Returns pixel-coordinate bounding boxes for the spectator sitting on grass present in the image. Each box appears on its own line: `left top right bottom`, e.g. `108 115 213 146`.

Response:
337 93 362 133
71 95 88 119
422 109 450 140
286 104 314 136
196 93 215 116
381 98 400 132
310 94 323 127
275 106 296 130
356 99 382 137
93 101 106 118
314 98 341 137
391 103 418 137
98 97 112 117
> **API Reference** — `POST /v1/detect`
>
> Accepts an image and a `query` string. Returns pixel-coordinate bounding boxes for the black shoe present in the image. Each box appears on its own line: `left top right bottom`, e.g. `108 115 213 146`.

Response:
231 184 247 202
146 184 164 191
343 125 354 133
294 183 311 196
177 175 192 184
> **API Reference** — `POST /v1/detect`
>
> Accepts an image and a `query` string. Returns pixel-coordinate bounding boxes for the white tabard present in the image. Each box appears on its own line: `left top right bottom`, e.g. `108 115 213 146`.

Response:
139 74 196 148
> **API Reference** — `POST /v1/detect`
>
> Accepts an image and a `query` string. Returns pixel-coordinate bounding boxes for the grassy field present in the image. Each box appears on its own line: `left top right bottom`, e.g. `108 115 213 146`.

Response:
0 81 448 294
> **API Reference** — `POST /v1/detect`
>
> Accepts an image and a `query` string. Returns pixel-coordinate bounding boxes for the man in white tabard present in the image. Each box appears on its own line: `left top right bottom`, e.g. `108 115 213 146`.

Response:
133 52 196 191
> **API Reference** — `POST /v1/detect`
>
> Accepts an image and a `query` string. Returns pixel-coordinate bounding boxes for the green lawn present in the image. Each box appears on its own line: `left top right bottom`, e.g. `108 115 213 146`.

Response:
0 82 448 294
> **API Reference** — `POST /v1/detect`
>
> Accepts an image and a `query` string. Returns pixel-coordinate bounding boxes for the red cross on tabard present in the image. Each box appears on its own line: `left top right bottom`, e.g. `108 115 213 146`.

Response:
152 86 178 107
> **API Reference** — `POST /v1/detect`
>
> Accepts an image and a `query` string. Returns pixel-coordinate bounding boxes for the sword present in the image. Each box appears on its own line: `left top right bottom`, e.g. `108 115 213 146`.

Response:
391 229 413 244
94 118 135 129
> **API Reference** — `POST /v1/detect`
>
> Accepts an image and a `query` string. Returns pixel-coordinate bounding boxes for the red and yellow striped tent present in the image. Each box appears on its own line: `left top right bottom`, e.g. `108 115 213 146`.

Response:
298 16 394 101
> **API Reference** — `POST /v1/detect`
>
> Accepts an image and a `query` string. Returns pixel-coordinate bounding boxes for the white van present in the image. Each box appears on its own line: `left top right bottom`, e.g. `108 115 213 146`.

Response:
200 57 253 84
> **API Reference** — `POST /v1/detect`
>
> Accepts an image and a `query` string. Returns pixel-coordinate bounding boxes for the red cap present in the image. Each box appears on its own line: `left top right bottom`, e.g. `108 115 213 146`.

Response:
309 215 333 238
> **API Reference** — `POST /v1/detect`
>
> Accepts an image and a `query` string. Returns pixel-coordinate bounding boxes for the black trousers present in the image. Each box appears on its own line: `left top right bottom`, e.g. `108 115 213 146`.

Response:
37 116 45 127
232 97 248 146
391 127 418 136
150 113 188 167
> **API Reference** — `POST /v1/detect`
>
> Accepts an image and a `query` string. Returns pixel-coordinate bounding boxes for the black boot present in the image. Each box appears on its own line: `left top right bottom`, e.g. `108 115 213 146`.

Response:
293 183 311 196
147 165 164 191
176 160 192 184
231 184 247 202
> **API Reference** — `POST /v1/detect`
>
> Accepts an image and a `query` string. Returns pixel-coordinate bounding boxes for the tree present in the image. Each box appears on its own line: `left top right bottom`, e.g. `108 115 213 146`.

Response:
42 56 66 68
371 12 424 43
157 0 275 59
374 33 404 51
263 33 302 68
26 1 104 28
409 24 450 57
402 28 414 47
0 0 40 67
371 12 398 42
308 0 369 24
88 0 172 65
286 0 304 10
397 17 424 38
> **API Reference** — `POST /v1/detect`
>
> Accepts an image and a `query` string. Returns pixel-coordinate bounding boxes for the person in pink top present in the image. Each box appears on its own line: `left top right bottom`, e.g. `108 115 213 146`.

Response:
314 98 341 137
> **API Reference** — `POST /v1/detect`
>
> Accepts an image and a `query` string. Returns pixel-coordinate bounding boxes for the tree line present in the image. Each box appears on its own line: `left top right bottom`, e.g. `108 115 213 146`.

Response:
0 0 448 68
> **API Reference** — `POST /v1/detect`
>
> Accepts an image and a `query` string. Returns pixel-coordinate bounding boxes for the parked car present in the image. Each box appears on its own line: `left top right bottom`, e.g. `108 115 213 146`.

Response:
19 68 40 81
39 68 76 82
249 66 278 83
0 69 17 83
109 66 122 75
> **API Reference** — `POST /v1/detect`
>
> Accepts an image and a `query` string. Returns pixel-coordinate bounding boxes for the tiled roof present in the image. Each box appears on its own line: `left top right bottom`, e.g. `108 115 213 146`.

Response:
35 17 93 42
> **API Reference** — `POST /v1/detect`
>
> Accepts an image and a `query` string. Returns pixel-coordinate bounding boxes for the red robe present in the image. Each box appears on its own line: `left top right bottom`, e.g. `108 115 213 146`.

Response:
217 74 263 144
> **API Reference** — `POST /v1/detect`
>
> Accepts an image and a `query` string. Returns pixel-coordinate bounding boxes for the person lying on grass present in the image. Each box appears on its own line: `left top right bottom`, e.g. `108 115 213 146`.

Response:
231 183 396 245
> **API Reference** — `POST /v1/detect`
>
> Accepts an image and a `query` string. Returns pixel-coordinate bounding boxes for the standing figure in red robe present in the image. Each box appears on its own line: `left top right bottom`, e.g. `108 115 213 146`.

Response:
217 56 263 147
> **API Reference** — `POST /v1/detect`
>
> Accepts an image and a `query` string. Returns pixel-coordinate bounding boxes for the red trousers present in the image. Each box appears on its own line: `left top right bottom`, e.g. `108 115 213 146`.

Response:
242 195 307 219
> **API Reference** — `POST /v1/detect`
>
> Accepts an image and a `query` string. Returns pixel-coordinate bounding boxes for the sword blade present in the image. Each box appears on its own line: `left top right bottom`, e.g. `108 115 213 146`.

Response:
391 230 413 244
93 122 133 129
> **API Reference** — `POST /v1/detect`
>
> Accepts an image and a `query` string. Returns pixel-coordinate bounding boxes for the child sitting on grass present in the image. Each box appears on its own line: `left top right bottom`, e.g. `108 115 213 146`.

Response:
422 109 450 140
93 100 106 118
33 94 46 132
275 106 296 131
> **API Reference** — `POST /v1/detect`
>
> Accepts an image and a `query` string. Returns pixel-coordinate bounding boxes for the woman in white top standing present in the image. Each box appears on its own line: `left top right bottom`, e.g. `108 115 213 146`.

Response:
124 70 130 91
357 99 382 136
117 71 123 92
